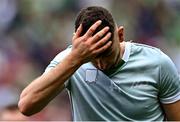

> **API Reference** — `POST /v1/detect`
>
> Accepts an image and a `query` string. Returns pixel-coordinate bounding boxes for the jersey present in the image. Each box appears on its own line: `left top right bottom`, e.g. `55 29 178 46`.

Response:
45 42 180 121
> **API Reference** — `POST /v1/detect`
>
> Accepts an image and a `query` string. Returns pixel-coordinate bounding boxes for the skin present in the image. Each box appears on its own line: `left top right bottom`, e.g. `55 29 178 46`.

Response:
18 20 116 116
18 20 180 120
162 101 180 120
92 25 125 71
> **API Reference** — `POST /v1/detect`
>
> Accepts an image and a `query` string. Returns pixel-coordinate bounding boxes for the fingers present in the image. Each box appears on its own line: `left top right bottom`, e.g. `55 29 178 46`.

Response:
93 32 111 49
73 24 82 40
93 41 112 55
84 20 102 37
72 20 112 60
91 26 110 43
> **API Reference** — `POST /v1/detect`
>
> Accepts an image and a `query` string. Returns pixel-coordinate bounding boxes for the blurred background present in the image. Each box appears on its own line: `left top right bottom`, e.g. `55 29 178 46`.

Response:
0 0 179 121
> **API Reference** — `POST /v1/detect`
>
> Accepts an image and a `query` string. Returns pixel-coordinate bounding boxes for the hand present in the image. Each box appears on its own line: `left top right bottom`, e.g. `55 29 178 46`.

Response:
71 20 112 64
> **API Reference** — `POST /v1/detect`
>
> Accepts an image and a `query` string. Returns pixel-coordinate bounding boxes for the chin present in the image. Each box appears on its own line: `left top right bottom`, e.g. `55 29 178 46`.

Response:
100 66 112 71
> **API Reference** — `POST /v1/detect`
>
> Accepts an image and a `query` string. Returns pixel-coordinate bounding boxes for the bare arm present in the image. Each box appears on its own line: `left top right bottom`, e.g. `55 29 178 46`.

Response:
18 20 112 116
163 100 180 120
18 52 82 116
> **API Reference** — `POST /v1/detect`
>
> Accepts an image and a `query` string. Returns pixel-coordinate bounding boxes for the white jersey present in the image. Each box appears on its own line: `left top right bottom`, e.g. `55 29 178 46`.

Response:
45 42 180 121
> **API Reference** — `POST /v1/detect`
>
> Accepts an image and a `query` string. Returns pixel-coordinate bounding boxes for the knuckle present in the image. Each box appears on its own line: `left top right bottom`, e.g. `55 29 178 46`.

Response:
89 47 94 52
103 37 108 41
81 37 86 41
101 47 105 51
107 33 111 37
92 50 97 55
96 34 102 39
95 22 99 26
103 35 109 40
85 41 91 47
102 39 106 43
99 40 104 46
89 28 95 33
85 38 90 44
103 29 108 33
103 45 107 50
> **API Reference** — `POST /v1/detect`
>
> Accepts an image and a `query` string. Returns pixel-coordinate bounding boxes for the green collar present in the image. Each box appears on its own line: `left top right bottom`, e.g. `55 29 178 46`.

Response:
103 59 125 77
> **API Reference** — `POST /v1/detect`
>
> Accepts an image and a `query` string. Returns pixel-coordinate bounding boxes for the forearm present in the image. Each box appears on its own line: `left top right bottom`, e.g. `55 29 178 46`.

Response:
18 52 82 116
18 20 112 116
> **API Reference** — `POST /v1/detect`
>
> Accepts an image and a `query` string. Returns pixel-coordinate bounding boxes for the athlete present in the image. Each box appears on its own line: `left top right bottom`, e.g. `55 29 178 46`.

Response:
18 6 180 121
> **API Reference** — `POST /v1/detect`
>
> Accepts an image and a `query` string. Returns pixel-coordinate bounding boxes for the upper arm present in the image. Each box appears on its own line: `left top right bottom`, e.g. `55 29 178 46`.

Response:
162 100 180 120
158 52 180 120
19 47 73 115
158 52 180 103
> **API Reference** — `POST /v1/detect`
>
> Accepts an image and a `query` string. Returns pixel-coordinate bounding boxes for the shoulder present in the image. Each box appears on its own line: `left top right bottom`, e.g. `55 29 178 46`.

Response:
158 49 178 77
131 42 162 54
130 42 163 63
131 43 176 70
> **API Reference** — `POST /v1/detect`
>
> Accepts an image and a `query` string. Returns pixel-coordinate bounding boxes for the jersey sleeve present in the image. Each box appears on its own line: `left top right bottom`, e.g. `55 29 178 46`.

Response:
158 51 180 104
44 46 72 88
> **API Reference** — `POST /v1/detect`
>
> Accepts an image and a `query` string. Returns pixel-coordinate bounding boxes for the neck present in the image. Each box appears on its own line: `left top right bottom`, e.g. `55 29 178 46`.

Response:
114 41 125 67
120 41 125 58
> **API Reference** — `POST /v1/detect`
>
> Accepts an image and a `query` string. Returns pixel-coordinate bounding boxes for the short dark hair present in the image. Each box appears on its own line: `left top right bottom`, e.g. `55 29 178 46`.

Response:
75 6 115 40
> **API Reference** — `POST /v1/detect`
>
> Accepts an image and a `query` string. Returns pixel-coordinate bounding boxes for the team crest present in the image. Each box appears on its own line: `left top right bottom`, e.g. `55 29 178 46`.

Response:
85 69 98 83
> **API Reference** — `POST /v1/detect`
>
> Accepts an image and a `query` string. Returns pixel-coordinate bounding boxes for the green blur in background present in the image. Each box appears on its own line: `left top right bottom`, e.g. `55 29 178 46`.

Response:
0 0 179 121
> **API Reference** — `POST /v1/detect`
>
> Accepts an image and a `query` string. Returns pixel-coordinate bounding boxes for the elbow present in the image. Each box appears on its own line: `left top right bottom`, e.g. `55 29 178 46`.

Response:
18 90 34 116
18 99 34 116
18 93 45 116
18 92 40 116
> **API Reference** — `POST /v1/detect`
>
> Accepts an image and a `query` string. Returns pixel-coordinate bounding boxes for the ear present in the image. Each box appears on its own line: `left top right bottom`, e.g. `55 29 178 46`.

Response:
118 26 124 42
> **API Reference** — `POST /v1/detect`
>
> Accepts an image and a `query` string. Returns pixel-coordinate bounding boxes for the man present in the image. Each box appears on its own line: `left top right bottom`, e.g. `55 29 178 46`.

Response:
18 6 180 121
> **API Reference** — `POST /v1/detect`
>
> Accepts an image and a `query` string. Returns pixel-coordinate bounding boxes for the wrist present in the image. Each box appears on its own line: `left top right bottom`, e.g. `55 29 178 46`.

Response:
67 51 84 67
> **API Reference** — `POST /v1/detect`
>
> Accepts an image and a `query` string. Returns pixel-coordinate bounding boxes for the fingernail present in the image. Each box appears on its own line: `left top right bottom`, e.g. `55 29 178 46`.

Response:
106 26 110 30
98 20 102 24
109 41 112 44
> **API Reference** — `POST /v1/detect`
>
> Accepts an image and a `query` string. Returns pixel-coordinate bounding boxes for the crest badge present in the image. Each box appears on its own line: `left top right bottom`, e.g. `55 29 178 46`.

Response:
85 69 98 83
